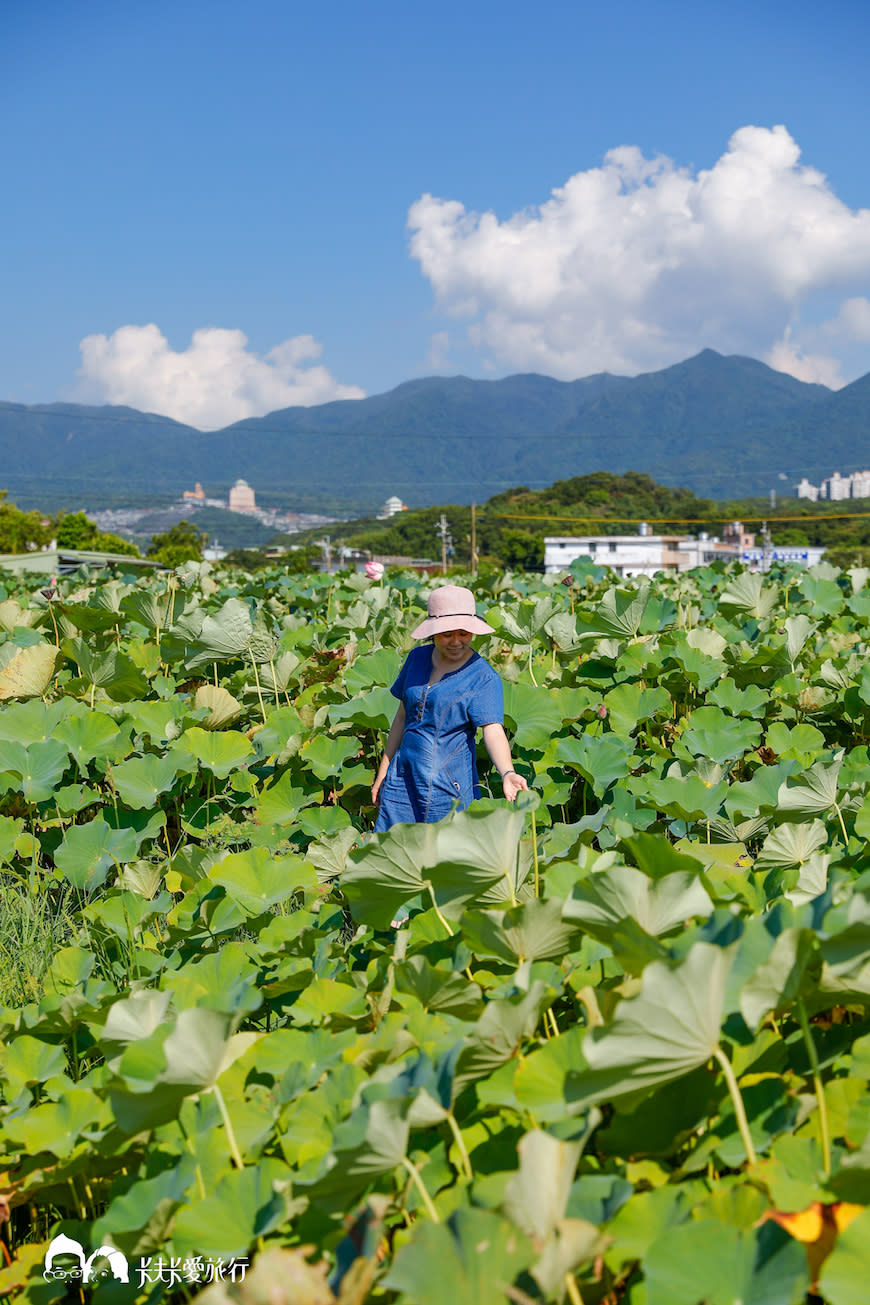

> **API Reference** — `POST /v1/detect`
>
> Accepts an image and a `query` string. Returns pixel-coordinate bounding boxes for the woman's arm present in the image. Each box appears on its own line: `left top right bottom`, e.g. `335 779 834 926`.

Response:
372 702 406 805
481 722 528 802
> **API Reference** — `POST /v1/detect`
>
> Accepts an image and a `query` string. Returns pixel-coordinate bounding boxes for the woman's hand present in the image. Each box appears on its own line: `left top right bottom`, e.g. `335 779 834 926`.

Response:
372 766 387 806
501 770 528 802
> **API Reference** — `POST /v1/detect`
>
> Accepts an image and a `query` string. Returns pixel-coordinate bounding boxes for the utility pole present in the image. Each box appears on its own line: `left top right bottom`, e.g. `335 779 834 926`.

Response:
470 503 478 577
760 521 773 573
436 513 450 575
318 534 332 574
769 488 777 510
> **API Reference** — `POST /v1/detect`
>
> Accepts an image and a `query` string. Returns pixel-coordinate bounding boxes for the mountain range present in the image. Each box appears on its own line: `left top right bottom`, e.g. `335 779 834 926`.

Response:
2 349 868 514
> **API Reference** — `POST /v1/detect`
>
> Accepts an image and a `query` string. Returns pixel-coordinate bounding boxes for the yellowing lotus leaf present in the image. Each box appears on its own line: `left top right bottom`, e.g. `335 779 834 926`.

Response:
193 684 242 730
0 643 59 700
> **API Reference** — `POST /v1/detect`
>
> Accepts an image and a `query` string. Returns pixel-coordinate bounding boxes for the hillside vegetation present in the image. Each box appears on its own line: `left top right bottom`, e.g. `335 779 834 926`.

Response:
284 472 870 570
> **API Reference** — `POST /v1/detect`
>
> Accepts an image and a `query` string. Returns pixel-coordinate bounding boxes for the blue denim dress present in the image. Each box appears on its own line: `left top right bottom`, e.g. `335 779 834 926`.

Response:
375 645 503 831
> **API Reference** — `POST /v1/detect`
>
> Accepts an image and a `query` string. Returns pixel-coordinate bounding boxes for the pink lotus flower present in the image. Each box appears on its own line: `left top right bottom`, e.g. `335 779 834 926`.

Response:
365 561 385 580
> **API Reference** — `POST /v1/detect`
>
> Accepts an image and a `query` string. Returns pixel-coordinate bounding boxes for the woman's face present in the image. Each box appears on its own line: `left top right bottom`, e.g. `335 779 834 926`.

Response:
433 629 473 662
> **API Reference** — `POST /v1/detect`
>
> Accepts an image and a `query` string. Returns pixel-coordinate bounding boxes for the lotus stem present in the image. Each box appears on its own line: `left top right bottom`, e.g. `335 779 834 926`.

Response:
797 998 831 1175
268 657 281 707
834 801 849 848
426 883 453 937
713 1046 756 1166
446 1111 473 1182
249 650 267 723
564 1275 585 1305
531 808 540 898
401 1156 440 1222
212 1083 245 1170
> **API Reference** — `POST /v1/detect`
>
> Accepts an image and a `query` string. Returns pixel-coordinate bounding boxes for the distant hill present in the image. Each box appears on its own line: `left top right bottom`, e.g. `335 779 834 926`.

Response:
2 350 867 513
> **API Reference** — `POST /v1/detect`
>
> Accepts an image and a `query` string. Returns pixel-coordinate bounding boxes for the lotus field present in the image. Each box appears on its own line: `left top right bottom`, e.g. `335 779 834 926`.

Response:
3 557 870 1305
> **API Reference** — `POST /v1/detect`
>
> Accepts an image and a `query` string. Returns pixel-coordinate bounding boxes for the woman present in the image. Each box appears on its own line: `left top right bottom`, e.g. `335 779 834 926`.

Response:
372 585 528 831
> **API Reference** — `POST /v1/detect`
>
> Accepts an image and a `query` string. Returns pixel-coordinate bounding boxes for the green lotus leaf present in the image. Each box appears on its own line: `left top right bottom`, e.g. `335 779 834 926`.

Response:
755 819 828 870
739 927 821 1030
502 1128 582 1240
342 647 403 694
555 733 635 796
171 1157 298 1259
208 846 317 915
1 1035 67 1096
100 990 174 1061
706 677 769 717
300 733 360 779
53 710 133 773
184 596 254 667
588 582 651 640
343 802 530 928
566 942 733 1108
452 983 550 1099
644 1218 808 1305
329 686 395 732
111 752 186 807
719 573 779 620
298 805 352 837
162 943 263 1016
298 1097 411 1203
64 637 149 699
254 771 317 828
384 1207 534 1305
564 864 713 942
603 683 672 737
290 976 368 1027
0 738 70 802
503 681 565 749
2 1086 109 1159
54 815 140 891
679 706 762 763
109 1006 237 1132
393 955 483 1018
180 726 254 777
0 814 23 864
640 772 729 822
461 898 582 964
777 760 845 819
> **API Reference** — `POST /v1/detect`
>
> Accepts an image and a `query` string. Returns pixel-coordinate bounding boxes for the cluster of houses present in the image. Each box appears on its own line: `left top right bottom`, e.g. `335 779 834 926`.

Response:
795 470 870 501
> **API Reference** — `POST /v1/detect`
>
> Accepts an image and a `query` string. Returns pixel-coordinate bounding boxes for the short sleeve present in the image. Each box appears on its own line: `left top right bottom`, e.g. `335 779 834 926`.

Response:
468 663 503 727
390 653 411 701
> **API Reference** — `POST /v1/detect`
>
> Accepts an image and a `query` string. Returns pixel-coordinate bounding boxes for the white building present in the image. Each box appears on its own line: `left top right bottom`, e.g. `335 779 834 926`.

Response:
822 471 851 501
851 470 870 498
379 495 406 519
795 478 820 501
228 479 257 513
544 522 825 577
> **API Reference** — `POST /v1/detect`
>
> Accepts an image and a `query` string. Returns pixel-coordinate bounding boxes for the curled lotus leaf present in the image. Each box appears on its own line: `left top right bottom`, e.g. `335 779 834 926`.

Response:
193 684 242 730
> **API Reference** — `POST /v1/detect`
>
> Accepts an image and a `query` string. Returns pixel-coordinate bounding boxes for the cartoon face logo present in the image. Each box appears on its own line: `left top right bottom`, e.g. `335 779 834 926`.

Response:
44 1235 129 1284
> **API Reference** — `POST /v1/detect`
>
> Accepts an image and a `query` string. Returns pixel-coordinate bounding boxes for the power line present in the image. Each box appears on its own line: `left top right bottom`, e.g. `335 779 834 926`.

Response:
486 510 870 525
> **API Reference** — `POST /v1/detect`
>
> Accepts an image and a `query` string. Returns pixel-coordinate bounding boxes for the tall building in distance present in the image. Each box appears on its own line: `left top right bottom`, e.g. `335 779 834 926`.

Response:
228 479 257 513
796 470 870 500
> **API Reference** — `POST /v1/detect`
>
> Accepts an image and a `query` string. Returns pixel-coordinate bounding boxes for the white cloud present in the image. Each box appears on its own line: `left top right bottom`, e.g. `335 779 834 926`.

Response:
427 330 451 370
408 125 870 383
821 296 870 342
77 324 365 429
765 335 845 389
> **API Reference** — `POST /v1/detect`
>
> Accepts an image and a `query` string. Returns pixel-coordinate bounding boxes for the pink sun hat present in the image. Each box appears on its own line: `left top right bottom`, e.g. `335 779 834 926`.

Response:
410 584 495 640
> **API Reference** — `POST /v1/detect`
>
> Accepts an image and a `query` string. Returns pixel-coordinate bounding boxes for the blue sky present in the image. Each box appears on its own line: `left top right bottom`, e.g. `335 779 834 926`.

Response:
3 0 870 427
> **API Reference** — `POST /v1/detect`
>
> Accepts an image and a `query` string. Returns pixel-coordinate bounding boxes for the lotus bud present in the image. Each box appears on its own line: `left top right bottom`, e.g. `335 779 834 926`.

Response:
597 703 607 720
365 561 385 580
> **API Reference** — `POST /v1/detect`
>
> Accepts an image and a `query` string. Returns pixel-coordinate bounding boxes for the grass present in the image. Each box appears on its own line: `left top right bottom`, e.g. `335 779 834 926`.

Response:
0 873 77 1008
